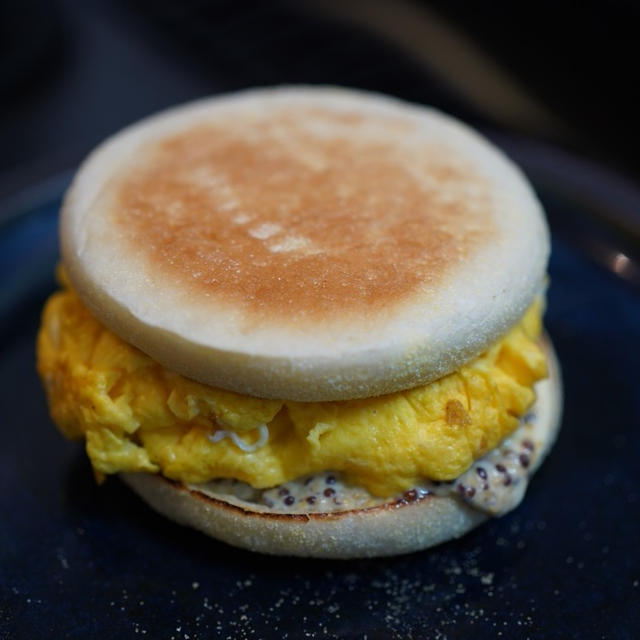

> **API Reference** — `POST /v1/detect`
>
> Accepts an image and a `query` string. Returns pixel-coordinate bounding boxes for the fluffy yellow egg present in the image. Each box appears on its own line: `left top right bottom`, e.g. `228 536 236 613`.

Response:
37 283 546 496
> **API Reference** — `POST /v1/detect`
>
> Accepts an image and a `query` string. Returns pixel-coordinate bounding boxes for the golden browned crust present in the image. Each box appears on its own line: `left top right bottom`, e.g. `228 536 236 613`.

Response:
112 109 493 325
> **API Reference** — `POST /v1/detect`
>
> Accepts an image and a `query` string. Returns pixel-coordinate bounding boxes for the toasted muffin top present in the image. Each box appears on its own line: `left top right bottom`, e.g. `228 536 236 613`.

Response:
61 87 549 400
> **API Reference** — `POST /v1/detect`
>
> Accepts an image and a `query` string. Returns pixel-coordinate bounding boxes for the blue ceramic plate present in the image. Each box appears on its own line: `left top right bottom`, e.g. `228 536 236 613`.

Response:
1 142 639 639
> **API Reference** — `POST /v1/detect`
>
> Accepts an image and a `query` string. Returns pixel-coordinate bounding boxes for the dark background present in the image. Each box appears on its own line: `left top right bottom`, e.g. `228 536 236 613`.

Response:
1 0 639 195
2 2 640 639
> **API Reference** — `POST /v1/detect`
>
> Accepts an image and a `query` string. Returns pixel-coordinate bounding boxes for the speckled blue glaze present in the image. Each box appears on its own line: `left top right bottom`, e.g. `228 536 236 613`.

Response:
1 159 639 639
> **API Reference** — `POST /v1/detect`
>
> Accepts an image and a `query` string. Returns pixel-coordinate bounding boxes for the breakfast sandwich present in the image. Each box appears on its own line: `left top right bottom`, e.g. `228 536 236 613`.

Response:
37 87 562 558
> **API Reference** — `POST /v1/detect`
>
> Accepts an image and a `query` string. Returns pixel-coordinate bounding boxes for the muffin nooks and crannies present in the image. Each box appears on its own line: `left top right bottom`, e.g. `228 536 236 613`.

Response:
37 87 562 557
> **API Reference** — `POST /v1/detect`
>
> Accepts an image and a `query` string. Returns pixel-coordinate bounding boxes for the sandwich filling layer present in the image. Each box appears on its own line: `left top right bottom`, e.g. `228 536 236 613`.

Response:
191 409 546 517
37 280 547 498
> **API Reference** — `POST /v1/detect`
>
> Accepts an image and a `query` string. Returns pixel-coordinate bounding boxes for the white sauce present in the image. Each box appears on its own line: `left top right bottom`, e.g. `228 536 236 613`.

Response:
207 424 269 452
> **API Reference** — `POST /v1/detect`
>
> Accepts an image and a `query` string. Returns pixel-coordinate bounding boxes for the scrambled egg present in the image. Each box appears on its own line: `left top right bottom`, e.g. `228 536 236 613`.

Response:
37 282 547 497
